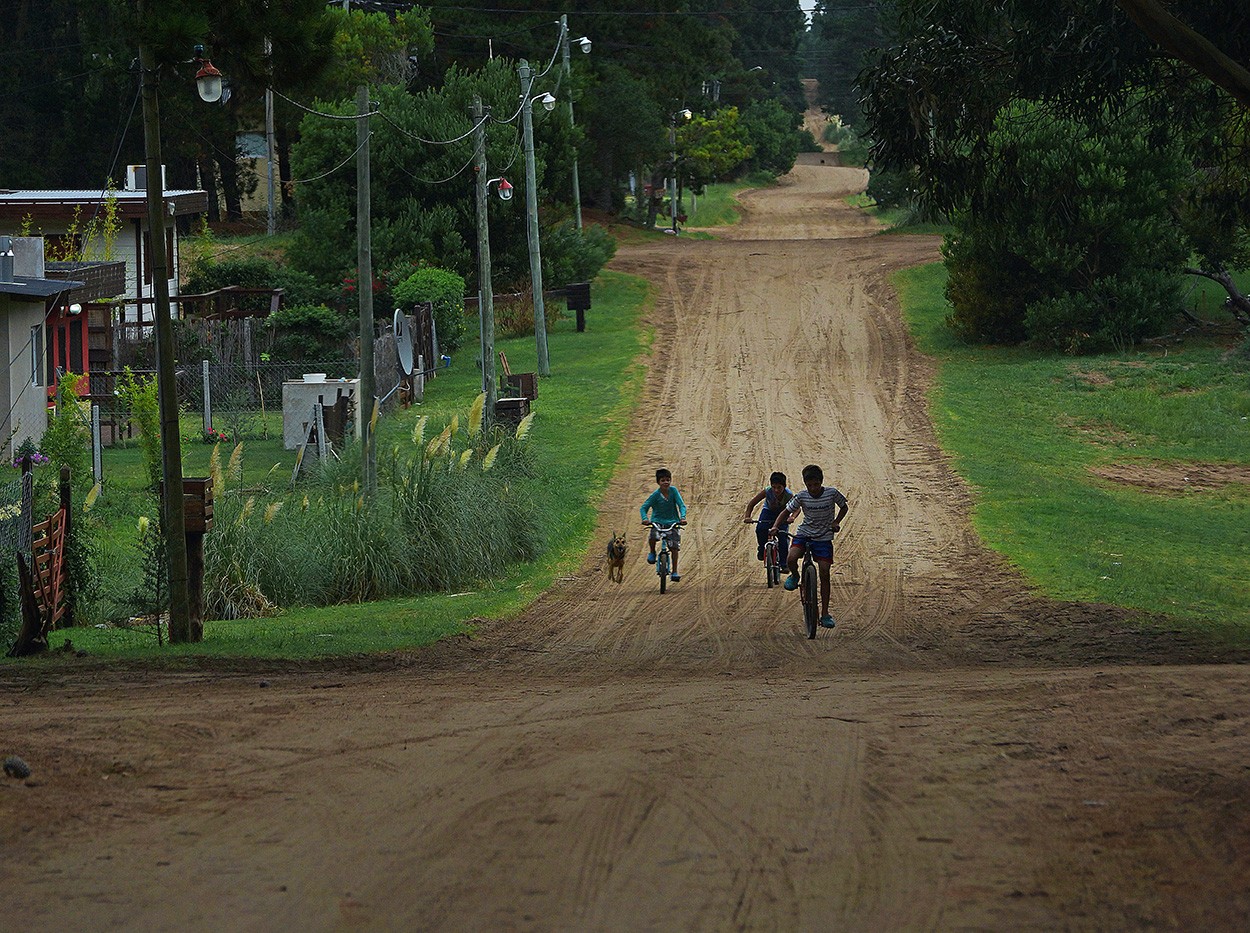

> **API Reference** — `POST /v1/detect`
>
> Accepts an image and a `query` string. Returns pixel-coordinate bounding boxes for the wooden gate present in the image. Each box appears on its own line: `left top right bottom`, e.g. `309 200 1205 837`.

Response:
8 507 67 656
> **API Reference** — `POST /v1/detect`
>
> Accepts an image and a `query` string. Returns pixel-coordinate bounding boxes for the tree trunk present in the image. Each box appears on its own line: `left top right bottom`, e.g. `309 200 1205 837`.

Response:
1183 266 1250 324
276 121 294 215
199 156 221 223
7 554 47 657
1116 0 1250 109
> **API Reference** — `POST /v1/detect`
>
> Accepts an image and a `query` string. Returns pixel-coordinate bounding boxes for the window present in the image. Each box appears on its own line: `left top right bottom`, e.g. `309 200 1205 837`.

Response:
30 325 42 386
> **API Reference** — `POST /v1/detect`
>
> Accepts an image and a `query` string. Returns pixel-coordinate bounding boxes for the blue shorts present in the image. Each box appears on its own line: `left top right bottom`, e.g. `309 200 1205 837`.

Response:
791 535 833 562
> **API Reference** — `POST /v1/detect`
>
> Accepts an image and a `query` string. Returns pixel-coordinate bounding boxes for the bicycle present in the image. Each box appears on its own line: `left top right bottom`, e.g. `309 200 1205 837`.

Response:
775 534 829 639
743 519 789 588
797 546 820 639
643 520 683 593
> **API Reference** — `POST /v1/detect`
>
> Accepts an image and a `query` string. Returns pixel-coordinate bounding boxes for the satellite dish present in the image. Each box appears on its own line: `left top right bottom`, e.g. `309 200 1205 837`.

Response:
394 309 415 375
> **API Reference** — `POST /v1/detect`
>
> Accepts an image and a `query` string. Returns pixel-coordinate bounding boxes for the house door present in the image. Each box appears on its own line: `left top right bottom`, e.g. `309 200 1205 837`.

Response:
46 310 88 400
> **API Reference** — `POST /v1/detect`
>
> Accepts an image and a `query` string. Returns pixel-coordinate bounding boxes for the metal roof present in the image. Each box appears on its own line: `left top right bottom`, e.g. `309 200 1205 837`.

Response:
0 189 209 218
0 276 85 299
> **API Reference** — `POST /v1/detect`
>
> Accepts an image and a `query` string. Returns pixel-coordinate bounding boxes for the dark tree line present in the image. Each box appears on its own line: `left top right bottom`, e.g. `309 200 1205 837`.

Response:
1 0 809 221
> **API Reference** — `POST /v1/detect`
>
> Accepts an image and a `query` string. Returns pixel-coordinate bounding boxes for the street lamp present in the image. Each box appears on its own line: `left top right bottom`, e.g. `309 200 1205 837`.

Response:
491 177 513 201
136 19 224 643
194 57 223 103
558 16 590 229
670 109 692 234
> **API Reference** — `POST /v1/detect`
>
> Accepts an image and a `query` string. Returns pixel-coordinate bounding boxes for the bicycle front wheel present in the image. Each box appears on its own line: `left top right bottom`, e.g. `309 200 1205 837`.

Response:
658 550 670 593
801 562 818 639
764 544 775 588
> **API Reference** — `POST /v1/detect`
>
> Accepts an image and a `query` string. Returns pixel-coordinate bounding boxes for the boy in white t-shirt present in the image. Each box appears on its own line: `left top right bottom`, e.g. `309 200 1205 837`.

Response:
769 463 848 629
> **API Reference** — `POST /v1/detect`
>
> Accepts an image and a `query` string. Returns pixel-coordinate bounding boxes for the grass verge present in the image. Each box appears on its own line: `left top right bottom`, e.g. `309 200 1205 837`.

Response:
896 261 1250 636
30 270 650 661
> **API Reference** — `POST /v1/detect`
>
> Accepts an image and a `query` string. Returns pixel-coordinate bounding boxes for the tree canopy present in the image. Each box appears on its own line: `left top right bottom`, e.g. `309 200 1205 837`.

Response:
859 0 1250 335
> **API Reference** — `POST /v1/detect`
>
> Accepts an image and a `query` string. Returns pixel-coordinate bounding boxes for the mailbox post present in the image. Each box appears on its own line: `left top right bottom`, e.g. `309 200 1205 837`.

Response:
162 478 213 638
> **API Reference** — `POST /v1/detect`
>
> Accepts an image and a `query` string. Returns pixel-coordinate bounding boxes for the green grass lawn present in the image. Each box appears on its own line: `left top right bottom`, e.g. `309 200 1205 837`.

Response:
24 270 651 661
896 262 1250 635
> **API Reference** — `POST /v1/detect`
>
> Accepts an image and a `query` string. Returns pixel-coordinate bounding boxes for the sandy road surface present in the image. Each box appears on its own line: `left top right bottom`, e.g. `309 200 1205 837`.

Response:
3 164 1248 931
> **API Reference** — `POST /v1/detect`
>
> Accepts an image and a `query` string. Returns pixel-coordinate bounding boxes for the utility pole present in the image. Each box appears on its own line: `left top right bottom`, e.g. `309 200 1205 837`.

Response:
137 10 194 642
518 60 550 377
669 114 679 234
265 36 276 236
472 97 497 432
356 85 376 493
559 15 583 230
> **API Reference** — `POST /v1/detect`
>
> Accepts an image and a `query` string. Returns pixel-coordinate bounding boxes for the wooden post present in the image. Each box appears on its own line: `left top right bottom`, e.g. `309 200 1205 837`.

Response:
58 466 73 628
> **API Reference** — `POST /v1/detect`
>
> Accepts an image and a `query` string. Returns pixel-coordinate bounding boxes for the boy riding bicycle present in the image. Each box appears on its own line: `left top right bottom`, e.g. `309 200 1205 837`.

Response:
743 471 792 559
770 464 848 629
641 467 688 582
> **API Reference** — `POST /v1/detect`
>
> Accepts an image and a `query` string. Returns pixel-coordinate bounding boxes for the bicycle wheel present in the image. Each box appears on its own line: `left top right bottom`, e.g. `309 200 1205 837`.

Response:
801 561 818 639
764 543 775 588
658 549 670 594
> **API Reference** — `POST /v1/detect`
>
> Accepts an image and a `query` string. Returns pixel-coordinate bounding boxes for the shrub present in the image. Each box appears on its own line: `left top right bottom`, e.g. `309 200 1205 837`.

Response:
1024 271 1181 353
392 267 467 352
540 223 616 289
185 256 333 311
267 303 352 361
740 99 801 176
866 166 919 211
39 372 89 492
944 101 1189 349
115 369 161 492
39 372 99 626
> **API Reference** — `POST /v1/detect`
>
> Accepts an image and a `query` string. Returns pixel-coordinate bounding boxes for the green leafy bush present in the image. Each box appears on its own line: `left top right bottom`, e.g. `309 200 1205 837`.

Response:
39 372 89 492
267 304 352 361
740 99 801 176
115 369 161 492
185 256 333 311
392 267 467 352
1024 272 1180 353
944 102 1189 350
39 372 100 625
540 223 616 290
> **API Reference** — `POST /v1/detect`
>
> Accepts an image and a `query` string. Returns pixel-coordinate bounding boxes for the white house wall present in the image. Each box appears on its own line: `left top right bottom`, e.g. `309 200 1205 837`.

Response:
0 296 49 460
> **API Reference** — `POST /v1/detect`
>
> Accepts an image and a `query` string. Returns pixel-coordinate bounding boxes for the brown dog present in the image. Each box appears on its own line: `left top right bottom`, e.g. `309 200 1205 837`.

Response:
606 532 627 584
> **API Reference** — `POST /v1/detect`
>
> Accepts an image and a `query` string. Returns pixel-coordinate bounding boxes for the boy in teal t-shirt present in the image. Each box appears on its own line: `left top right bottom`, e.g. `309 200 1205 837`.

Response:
640 467 687 581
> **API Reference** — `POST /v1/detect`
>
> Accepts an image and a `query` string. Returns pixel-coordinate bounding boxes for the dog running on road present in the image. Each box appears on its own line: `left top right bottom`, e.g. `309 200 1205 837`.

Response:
606 532 627 584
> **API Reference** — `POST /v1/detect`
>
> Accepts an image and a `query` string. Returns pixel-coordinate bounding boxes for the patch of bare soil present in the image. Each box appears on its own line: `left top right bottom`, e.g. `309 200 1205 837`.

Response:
1092 460 1250 494
2 162 1248 931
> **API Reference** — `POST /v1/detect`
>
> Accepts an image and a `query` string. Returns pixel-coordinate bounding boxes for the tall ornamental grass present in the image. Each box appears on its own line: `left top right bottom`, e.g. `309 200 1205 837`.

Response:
203 398 540 619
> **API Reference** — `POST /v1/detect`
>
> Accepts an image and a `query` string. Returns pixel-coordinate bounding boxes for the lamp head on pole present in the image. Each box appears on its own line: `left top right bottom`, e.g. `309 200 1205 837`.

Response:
490 177 513 201
195 58 223 103
540 92 557 111
576 36 592 54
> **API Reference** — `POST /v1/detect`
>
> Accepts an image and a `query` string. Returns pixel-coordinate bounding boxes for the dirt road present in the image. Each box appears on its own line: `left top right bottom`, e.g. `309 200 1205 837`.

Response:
3 164 1248 931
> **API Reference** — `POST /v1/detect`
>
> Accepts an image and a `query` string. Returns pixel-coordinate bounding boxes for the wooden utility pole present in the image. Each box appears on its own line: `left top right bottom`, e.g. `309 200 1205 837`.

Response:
559 15 583 230
137 12 195 642
473 97 497 433
518 60 550 377
357 85 376 494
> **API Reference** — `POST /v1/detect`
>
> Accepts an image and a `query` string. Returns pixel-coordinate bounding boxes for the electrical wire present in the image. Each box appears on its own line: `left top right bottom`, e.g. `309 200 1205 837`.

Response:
391 145 480 186
375 109 491 146
288 132 373 186
272 88 381 120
